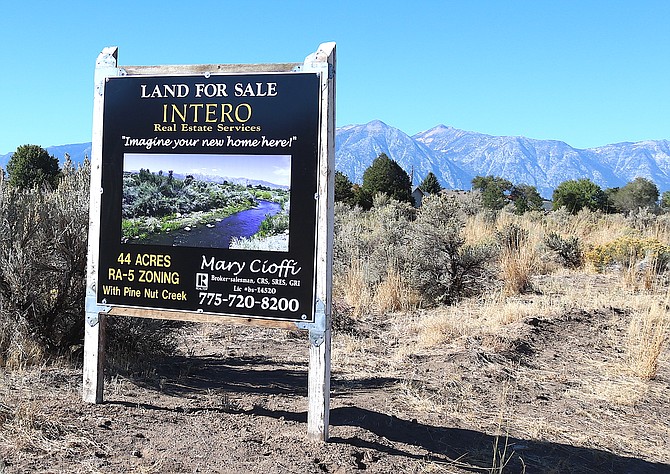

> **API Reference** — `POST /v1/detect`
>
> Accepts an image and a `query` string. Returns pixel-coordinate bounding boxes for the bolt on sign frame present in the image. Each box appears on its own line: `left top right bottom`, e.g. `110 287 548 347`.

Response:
83 43 335 441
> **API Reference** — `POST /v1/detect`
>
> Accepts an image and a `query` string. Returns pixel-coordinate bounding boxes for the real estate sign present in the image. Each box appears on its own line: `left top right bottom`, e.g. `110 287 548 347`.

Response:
97 73 320 321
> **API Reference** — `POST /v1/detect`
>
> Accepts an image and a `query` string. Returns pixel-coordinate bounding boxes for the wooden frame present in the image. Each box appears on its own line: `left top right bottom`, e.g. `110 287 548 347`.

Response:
83 43 335 442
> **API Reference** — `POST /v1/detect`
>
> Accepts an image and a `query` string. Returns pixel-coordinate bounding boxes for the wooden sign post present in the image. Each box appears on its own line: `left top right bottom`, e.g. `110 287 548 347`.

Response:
83 43 335 442
301 44 335 441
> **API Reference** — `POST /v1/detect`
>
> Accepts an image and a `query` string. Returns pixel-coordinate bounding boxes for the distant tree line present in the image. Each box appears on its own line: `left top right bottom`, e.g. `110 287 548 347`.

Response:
552 176 661 214
336 153 669 215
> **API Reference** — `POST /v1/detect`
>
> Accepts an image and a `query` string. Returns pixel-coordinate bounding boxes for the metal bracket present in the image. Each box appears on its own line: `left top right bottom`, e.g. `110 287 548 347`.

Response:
85 295 111 327
296 299 327 346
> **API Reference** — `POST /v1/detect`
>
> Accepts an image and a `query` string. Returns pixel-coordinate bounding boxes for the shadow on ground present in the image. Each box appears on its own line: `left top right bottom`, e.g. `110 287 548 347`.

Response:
120 354 397 397
253 406 670 474
107 354 670 473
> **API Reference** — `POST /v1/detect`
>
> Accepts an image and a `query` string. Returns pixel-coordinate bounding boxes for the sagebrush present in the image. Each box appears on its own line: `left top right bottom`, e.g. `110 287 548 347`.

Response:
0 161 179 368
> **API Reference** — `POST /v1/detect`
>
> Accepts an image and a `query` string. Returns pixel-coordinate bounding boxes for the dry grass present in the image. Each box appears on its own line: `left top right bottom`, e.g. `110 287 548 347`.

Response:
410 296 545 350
415 311 465 348
463 212 496 246
370 267 670 466
336 257 420 317
338 257 373 317
0 369 105 467
0 401 104 464
621 254 668 292
499 244 537 296
410 282 572 350
626 293 670 379
490 384 517 474
336 202 670 321
373 264 420 313
0 334 45 369
2 203 669 471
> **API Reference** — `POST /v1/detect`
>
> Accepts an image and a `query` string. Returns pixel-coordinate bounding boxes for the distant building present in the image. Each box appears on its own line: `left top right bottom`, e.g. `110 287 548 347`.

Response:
412 187 426 207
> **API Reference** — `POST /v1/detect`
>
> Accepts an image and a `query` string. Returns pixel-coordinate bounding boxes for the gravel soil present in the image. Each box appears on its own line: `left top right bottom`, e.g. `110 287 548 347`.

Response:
1 274 669 473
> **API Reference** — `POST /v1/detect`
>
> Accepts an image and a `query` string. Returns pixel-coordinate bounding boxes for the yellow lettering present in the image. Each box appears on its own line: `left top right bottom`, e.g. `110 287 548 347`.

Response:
235 103 252 122
205 103 218 122
190 103 203 122
161 103 252 124
220 103 233 123
162 289 187 301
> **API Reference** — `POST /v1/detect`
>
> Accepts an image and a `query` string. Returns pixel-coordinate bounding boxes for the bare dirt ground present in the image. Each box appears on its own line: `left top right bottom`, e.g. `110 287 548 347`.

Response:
1 273 669 473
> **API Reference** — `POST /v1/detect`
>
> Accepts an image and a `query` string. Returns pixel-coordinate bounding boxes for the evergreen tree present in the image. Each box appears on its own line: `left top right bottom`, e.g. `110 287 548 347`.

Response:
6 144 60 189
609 177 659 213
361 153 412 208
604 187 620 213
352 184 371 209
661 190 670 211
419 172 443 194
510 184 544 214
334 171 356 206
552 178 608 214
471 175 513 210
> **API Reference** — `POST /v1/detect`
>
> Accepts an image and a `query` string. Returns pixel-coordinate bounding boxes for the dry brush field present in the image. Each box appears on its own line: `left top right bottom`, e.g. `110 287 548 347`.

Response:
1 191 670 473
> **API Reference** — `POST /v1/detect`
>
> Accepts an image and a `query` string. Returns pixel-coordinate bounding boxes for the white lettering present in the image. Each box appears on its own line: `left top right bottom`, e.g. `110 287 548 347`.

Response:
249 259 301 278
200 256 246 276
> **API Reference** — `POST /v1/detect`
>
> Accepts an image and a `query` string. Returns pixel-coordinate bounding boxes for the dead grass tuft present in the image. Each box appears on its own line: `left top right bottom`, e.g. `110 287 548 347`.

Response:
373 264 420 313
415 311 464 348
2 334 45 369
626 295 670 380
500 245 537 296
0 399 104 463
490 384 518 474
621 254 668 292
496 222 540 296
339 257 373 317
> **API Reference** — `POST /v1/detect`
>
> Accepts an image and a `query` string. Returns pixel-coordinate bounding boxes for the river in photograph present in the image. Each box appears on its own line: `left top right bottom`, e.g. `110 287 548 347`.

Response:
136 200 282 248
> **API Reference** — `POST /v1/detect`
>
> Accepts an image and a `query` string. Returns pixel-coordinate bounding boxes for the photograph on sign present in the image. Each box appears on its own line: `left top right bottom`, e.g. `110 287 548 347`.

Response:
121 153 291 251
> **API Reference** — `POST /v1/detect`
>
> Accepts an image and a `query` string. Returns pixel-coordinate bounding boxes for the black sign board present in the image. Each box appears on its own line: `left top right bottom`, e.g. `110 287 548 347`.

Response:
97 73 320 321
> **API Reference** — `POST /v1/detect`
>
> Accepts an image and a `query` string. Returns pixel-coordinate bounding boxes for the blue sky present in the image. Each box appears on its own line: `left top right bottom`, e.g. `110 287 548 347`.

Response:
1 1 669 154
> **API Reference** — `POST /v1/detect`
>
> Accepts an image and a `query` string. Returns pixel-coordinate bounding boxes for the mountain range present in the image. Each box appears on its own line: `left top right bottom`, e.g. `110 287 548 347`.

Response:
337 121 670 197
3 121 669 197
125 169 289 190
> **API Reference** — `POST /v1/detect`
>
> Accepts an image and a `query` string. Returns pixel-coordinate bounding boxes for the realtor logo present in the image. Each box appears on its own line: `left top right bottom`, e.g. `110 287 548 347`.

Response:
196 273 209 291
